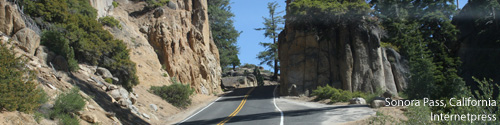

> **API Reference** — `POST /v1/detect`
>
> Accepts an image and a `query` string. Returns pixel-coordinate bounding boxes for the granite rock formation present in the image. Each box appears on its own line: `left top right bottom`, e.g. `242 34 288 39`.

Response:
279 1 408 96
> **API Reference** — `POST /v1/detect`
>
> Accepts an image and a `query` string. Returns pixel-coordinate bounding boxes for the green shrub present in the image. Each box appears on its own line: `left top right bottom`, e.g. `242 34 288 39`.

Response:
22 0 139 91
51 87 85 119
41 30 79 71
311 85 339 100
112 1 119 8
445 77 500 124
0 44 47 113
380 42 400 52
404 105 434 124
34 111 45 123
330 90 353 103
369 111 397 124
58 114 80 125
241 63 257 68
311 84 369 103
146 0 170 8
104 78 113 84
150 78 194 108
287 0 371 29
98 16 122 29
253 67 264 86
364 87 384 104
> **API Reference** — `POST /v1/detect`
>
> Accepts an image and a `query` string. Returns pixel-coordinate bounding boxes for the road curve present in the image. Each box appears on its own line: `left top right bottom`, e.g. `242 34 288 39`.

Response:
177 85 374 125
178 85 281 125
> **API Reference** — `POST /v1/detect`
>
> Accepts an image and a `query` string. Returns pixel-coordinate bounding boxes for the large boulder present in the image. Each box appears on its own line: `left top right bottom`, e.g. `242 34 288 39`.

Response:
109 89 121 100
118 87 129 99
371 100 387 108
153 8 164 18
80 112 97 123
129 93 137 104
52 55 69 71
349 98 367 105
222 76 257 88
150 104 158 112
13 28 40 55
35 46 56 65
167 1 178 10
96 67 114 79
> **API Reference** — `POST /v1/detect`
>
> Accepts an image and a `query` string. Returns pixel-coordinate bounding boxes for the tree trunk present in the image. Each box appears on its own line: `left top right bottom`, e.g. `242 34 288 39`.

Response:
273 38 278 81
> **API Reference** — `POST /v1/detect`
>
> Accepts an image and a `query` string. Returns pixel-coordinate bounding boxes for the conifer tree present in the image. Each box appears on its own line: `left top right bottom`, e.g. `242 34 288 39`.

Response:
372 0 465 99
0 43 46 113
255 1 284 80
208 0 241 71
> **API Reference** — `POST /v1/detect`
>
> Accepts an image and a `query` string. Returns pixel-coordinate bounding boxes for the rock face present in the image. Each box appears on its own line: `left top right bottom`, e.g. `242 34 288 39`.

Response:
451 2 500 85
145 0 221 94
279 1 408 96
88 0 114 18
221 76 256 89
88 0 222 94
13 28 40 55
0 0 40 56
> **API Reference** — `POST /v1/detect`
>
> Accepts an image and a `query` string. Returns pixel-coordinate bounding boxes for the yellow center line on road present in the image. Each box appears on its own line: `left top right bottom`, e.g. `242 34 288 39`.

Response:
217 87 256 125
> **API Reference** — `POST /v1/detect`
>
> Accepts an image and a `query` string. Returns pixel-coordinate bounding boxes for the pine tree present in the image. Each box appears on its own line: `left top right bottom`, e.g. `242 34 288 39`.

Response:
372 0 465 99
255 1 284 81
208 0 241 72
0 43 46 113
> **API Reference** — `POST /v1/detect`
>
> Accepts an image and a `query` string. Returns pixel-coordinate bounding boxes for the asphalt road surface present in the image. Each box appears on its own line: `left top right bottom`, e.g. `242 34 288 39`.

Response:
177 85 374 125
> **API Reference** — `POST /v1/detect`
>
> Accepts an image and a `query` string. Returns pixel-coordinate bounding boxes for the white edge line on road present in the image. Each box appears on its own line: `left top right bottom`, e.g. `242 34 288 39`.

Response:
273 85 284 125
177 96 222 125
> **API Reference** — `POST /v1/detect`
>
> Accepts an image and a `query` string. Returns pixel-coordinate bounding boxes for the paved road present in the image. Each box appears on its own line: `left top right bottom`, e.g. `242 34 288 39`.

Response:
177 85 374 125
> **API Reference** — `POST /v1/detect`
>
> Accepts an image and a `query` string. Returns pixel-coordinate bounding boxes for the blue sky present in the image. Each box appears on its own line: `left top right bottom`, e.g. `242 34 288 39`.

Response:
231 0 468 71
231 0 286 71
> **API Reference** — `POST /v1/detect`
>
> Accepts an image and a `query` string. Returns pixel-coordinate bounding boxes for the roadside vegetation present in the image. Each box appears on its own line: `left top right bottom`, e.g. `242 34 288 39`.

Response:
18 0 139 91
255 2 283 81
311 85 382 103
99 16 122 29
0 43 47 113
51 88 86 125
253 67 265 86
145 0 170 8
297 0 500 124
150 78 195 108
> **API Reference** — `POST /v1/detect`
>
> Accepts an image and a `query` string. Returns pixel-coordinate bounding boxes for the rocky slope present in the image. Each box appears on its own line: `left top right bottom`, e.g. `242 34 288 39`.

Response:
0 0 222 124
99 0 222 95
278 0 408 96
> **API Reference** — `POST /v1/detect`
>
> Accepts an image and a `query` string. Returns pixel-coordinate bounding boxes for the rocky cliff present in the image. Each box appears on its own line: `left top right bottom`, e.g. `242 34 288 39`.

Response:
0 0 39 55
96 0 222 95
279 1 408 96
88 0 113 18
452 2 500 85
0 0 222 124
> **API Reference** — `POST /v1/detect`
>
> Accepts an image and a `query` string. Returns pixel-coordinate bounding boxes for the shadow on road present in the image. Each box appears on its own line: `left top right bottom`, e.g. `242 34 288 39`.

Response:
179 104 369 125
179 85 370 125
216 85 276 102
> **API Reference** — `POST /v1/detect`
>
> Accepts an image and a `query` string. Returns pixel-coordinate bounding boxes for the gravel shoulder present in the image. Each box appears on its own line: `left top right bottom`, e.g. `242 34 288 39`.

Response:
276 96 375 125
